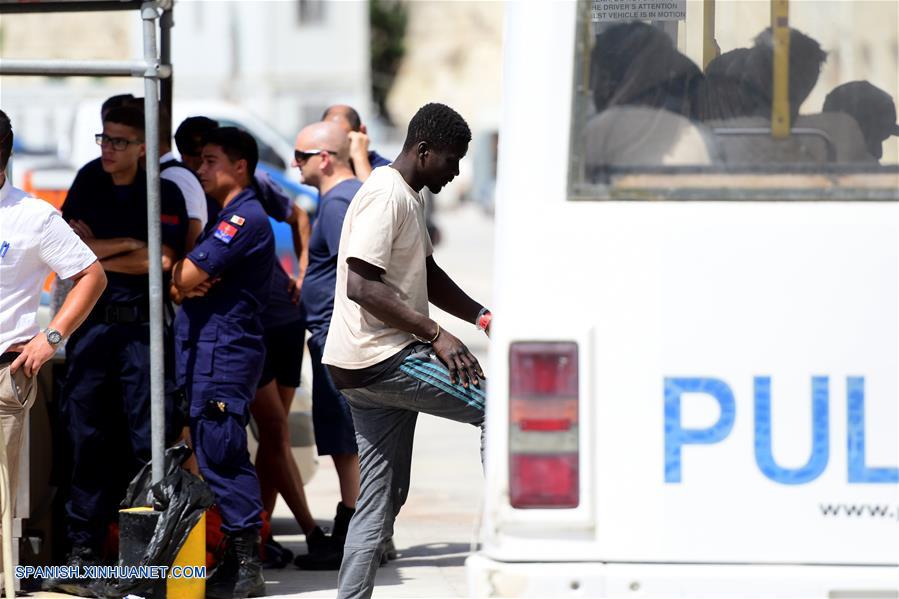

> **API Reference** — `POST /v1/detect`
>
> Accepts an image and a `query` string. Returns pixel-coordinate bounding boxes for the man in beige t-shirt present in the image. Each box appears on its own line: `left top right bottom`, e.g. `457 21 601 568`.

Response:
322 103 491 599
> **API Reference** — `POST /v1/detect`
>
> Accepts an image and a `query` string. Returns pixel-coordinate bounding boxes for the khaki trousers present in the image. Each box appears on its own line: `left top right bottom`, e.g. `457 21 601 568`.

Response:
0 362 37 516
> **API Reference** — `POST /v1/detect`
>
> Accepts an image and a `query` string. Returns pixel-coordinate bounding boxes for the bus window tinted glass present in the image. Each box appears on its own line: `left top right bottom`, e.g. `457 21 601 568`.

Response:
571 0 899 188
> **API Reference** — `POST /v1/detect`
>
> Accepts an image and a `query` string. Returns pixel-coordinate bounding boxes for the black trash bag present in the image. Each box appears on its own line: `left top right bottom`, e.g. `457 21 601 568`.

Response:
96 443 214 598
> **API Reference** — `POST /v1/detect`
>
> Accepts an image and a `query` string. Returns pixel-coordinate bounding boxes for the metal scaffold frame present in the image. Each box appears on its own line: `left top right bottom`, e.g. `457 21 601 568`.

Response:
0 0 174 487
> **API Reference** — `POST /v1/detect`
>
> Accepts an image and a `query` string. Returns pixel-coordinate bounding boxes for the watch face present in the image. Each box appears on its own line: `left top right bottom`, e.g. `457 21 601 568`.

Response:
47 330 62 344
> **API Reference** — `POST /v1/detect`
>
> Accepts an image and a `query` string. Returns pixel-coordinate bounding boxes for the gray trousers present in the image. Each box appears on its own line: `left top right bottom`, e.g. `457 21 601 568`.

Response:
336 343 486 599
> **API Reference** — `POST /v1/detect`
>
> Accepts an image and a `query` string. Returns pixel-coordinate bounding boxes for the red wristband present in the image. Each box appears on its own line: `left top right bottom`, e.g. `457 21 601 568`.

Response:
477 311 492 332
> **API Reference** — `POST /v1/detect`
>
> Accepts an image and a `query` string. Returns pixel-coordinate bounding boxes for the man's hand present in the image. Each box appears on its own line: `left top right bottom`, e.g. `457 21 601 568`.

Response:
348 131 370 160
70 219 95 240
431 328 485 389
288 276 302 304
10 334 56 378
185 277 219 299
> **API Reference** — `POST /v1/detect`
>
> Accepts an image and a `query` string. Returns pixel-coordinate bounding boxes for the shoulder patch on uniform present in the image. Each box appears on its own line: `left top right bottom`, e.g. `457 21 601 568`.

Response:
213 221 239 244
160 214 180 225
229 215 246 226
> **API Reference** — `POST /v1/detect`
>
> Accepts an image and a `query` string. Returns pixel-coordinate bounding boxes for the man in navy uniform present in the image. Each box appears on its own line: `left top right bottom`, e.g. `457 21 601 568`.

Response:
171 127 274 599
50 105 187 590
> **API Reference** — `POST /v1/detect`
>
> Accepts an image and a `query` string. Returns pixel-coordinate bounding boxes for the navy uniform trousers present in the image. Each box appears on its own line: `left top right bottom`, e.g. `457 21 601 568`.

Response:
61 319 176 550
185 375 263 533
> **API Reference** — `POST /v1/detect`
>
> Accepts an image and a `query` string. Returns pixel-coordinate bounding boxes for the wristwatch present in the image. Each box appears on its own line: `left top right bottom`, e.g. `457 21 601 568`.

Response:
44 328 63 346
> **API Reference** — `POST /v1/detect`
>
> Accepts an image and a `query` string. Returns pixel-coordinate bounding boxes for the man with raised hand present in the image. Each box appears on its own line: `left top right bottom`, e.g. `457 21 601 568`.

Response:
322 103 491 599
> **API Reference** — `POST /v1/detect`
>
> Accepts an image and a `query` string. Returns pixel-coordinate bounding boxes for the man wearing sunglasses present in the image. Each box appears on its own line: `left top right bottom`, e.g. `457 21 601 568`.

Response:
290 121 364 571
45 105 188 593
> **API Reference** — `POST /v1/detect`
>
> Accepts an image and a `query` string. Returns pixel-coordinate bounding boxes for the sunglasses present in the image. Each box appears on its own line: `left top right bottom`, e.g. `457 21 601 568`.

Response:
293 148 337 164
95 133 142 151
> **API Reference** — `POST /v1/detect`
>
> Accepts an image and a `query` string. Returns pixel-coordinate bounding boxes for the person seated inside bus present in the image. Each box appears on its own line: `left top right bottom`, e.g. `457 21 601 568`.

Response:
823 81 899 162
585 22 719 169
692 49 759 122
700 28 873 164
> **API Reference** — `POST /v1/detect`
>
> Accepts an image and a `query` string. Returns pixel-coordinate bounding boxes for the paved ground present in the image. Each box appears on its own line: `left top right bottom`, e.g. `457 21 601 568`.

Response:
21 202 496 599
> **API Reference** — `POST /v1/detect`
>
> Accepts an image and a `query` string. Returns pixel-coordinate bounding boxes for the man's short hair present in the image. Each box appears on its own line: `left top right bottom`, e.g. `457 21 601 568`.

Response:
322 105 362 132
104 106 146 138
0 109 13 171
175 116 219 157
101 93 140 117
402 103 471 152
202 126 259 176
743 27 827 118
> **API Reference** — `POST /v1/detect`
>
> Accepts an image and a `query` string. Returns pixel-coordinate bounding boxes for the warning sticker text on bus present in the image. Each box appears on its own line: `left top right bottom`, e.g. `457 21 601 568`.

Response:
592 1 687 22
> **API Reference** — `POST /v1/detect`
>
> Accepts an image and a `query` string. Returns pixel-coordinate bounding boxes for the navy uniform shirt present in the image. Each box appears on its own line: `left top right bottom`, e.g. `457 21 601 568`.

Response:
174 186 275 396
301 178 362 338
62 159 188 307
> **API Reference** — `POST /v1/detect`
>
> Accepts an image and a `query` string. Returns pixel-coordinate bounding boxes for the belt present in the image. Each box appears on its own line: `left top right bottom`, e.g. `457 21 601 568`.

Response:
0 351 21 365
94 304 151 324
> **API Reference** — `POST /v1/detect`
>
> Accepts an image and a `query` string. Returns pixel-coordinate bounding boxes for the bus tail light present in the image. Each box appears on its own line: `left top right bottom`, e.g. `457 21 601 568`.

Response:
508 342 579 508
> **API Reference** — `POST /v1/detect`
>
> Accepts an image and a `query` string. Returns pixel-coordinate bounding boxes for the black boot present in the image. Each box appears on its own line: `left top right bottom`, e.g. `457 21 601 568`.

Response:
207 531 265 599
232 530 266 598
293 525 343 571
332 501 355 540
42 546 101 597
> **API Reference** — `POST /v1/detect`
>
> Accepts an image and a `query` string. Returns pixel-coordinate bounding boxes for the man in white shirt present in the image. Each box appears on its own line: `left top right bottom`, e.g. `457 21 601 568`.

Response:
0 109 106 516
159 107 207 250
322 103 491 599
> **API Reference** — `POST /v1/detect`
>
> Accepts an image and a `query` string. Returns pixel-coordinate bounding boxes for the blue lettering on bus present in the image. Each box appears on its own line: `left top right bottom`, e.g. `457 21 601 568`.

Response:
848 377 899 483
664 376 898 485
754 376 829 484
664 377 735 483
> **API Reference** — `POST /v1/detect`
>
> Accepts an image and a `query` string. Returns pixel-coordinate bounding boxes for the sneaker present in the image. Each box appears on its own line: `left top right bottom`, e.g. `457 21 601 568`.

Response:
262 536 294 569
381 537 398 561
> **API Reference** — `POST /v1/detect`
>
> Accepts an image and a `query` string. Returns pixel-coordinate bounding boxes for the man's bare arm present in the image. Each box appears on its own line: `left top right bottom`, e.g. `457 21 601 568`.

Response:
172 256 210 293
99 245 178 274
347 258 484 387
82 237 146 260
425 256 484 324
10 261 107 377
185 219 204 253
287 204 311 278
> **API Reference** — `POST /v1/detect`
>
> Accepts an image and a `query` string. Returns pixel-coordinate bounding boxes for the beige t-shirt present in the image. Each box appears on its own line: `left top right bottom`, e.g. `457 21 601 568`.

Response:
322 166 433 369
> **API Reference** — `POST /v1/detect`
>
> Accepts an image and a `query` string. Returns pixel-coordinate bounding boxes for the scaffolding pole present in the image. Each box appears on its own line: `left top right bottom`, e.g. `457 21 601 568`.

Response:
0 0 172 487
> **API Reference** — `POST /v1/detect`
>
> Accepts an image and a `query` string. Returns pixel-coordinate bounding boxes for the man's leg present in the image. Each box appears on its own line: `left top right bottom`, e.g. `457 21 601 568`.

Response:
189 381 264 597
336 393 417 599
307 333 359 507
189 383 262 534
119 324 154 473
375 344 486 460
0 362 38 515
59 323 116 553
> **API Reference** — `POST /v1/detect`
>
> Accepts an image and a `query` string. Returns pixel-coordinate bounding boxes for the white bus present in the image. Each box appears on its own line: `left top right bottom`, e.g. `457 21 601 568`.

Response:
467 1 898 596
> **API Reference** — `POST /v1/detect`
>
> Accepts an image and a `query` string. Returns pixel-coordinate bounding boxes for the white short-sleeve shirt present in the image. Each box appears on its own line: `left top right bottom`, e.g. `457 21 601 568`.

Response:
0 179 97 353
322 166 433 369
161 151 208 229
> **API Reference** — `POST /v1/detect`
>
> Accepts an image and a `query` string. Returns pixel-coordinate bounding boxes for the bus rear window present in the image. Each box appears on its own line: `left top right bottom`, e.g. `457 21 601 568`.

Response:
568 0 899 200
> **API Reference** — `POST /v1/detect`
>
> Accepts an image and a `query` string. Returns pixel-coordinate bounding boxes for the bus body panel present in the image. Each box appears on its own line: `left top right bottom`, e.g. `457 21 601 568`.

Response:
467 555 899 598
484 201 898 565
474 0 899 593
